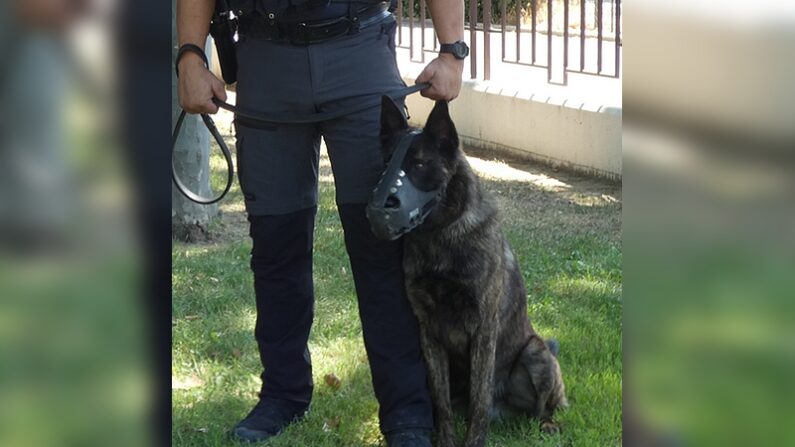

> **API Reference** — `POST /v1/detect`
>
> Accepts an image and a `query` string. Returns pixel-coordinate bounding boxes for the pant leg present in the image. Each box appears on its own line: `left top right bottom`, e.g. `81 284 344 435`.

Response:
337 204 433 433
235 29 321 215
236 35 321 403
315 14 433 433
248 207 317 404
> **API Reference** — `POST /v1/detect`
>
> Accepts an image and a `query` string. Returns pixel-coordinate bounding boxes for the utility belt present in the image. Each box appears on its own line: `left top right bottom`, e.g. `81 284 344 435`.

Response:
237 2 391 46
209 1 390 84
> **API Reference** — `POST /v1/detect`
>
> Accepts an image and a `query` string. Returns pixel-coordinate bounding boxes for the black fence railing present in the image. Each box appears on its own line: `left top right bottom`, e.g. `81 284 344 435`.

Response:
396 0 622 85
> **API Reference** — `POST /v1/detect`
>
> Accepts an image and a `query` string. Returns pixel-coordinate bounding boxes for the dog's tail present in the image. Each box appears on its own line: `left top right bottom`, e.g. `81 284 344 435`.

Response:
545 338 560 358
521 336 569 414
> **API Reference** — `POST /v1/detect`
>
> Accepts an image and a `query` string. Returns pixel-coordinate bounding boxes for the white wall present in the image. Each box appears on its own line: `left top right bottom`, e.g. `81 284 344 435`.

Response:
403 77 622 179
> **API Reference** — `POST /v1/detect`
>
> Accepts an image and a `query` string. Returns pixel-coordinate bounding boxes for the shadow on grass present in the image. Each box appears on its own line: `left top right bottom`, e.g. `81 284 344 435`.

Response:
173 357 385 447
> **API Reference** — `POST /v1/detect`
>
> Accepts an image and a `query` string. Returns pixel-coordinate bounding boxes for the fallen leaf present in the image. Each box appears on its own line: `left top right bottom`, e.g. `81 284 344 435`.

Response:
232 348 242 359
324 373 341 390
184 315 200 321
322 416 341 432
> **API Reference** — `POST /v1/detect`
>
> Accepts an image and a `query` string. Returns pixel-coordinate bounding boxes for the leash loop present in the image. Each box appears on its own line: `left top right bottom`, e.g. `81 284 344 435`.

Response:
172 83 430 205
171 109 235 205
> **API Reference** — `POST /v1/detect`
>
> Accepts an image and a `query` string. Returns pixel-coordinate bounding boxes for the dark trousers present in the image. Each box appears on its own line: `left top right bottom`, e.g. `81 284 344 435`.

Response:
249 204 433 433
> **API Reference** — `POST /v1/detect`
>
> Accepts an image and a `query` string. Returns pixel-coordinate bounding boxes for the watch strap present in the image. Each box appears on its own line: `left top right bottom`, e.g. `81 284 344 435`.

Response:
439 41 468 59
175 44 209 78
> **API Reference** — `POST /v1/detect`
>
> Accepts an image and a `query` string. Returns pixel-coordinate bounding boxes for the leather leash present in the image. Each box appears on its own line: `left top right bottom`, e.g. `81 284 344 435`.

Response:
172 82 430 205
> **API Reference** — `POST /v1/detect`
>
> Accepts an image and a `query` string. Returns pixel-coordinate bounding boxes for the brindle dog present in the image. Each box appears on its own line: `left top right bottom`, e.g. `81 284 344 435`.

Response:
379 97 568 447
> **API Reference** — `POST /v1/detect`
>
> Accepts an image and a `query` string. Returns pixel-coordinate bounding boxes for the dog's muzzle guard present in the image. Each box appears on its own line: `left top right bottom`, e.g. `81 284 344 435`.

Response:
366 130 442 240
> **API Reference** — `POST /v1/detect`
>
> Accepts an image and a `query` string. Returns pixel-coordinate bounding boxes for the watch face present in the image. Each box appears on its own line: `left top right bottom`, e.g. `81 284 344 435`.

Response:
455 42 469 59
441 41 469 59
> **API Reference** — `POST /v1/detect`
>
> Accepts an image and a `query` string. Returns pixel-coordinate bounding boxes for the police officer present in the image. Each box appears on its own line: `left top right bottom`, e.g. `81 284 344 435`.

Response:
176 1 466 445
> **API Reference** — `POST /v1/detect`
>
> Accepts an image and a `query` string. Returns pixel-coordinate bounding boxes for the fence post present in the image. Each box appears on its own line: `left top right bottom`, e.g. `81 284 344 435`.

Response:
547 0 552 82
397 0 403 45
597 0 603 73
484 0 491 80
580 0 586 71
409 0 415 60
531 0 537 63
563 0 569 84
615 0 621 77
501 0 506 61
420 0 426 63
469 0 477 79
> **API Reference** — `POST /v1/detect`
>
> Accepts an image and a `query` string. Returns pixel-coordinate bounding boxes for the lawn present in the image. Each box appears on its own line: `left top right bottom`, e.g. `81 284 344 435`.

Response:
172 118 622 446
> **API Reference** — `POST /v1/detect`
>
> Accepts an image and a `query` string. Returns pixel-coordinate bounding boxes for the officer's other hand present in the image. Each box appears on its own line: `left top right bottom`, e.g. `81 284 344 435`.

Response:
177 53 227 114
416 54 464 101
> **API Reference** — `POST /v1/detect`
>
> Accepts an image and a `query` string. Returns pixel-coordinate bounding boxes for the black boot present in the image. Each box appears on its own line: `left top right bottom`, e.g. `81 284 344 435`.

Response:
232 397 309 443
385 428 433 447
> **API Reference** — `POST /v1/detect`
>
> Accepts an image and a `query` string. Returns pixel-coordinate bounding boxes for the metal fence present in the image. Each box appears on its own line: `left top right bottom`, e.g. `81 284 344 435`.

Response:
395 0 621 85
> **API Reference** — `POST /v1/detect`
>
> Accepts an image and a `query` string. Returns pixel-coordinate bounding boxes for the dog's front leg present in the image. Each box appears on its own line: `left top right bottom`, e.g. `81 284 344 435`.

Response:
418 327 456 447
464 319 498 447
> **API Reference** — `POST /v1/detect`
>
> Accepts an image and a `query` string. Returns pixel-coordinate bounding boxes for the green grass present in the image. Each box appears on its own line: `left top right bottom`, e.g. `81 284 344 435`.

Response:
173 143 622 446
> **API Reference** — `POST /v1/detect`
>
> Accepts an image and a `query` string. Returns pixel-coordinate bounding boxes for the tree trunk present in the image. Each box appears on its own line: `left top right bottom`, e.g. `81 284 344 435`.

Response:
171 0 217 242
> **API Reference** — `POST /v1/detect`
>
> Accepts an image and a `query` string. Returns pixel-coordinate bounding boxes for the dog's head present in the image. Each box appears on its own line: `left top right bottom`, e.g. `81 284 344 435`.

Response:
379 96 461 194
366 96 462 240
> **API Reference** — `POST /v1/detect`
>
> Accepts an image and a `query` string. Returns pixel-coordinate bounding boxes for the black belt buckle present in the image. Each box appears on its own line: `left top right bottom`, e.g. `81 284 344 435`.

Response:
286 17 347 45
290 21 326 46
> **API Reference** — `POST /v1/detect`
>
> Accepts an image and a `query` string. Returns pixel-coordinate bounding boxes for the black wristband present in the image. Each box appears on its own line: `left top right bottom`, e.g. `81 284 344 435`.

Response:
175 44 209 78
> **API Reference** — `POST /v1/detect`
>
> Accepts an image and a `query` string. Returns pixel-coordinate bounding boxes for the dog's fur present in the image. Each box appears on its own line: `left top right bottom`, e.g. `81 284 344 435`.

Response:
380 98 567 447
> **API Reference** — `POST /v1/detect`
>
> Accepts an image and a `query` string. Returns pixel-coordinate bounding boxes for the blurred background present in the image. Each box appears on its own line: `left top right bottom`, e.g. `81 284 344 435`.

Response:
0 0 167 446
624 1 795 445
0 0 794 445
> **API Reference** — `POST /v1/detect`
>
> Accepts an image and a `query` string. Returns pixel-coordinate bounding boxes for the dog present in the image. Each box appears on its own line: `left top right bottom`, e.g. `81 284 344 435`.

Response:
379 98 568 447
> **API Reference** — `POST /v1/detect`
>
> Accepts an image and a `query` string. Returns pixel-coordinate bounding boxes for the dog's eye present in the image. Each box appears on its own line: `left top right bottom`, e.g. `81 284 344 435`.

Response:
413 160 428 169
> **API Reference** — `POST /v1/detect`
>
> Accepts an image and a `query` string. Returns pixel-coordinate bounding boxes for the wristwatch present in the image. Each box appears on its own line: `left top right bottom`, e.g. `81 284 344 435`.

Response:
439 40 469 60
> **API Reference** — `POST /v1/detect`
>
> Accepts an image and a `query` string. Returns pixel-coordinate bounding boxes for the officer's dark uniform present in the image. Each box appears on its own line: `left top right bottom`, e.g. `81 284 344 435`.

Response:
229 0 433 441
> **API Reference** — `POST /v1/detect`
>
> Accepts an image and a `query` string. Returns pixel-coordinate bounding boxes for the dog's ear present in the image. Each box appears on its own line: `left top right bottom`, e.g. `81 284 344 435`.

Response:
380 95 408 148
424 101 459 160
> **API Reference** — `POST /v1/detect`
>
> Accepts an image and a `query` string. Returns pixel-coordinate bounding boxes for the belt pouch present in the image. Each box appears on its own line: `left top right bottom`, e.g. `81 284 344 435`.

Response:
210 0 239 85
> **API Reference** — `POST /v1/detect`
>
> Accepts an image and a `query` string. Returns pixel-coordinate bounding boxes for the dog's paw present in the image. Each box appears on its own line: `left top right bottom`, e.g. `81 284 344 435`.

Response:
540 419 561 434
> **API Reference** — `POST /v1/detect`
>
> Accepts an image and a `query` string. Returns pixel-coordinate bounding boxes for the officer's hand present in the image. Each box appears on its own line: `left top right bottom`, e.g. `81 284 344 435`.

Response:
177 53 227 114
416 54 464 101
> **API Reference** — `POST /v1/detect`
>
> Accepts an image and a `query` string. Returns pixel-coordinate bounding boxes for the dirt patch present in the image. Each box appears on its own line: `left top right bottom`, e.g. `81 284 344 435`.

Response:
462 144 621 241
